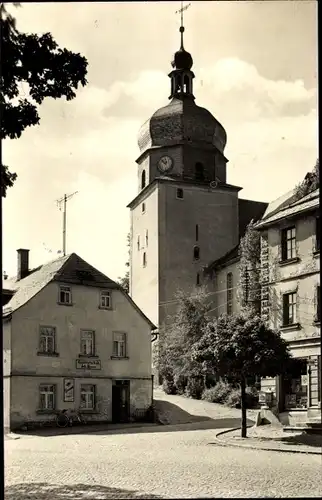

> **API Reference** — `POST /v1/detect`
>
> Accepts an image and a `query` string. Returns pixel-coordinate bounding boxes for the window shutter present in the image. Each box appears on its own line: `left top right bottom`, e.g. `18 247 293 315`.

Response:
316 218 320 250
318 356 321 402
282 294 288 325
317 286 320 321
281 230 287 260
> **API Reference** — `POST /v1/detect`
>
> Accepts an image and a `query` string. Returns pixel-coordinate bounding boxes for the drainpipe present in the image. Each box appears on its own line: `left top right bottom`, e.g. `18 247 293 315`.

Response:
151 330 159 343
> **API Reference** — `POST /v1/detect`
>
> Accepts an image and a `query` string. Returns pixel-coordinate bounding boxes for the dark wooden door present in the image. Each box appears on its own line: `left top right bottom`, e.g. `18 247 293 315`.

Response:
112 382 130 423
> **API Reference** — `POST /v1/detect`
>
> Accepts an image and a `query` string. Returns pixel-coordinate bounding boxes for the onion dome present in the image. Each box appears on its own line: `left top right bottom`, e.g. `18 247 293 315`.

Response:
138 98 227 155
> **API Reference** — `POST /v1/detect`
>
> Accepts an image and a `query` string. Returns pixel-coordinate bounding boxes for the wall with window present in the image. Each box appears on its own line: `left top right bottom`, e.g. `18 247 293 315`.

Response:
158 182 239 326
8 281 153 427
130 184 159 326
210 260 240 318
260 211 320 415
3 319 11 432
265 213 320 284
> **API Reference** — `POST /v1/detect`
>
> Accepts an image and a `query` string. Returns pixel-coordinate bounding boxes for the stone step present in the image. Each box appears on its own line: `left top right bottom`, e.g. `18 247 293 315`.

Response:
284 425 322 434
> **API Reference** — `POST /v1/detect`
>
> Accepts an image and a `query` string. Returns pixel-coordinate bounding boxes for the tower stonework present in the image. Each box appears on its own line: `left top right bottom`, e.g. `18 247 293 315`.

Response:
127 25 241 330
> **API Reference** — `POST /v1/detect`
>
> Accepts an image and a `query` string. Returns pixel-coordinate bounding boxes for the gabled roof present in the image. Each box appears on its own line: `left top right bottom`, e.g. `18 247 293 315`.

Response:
3 254 70 316
206 244 240 273
255 188 319 229
261 188 298 220
2 253 156 330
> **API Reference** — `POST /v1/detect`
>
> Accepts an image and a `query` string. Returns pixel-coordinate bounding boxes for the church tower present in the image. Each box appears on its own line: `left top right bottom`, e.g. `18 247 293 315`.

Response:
127 20 241 329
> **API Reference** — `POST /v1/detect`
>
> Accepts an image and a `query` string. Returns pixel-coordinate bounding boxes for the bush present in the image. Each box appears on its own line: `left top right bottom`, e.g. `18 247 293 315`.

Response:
201 380 232 403
225 387 241 408
174 375 188 395
162 377 177 395
225 386 259 409
185 377 204 399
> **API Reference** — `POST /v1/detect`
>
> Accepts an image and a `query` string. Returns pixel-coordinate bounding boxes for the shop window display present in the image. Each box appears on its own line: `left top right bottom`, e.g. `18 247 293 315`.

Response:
283 358 308 410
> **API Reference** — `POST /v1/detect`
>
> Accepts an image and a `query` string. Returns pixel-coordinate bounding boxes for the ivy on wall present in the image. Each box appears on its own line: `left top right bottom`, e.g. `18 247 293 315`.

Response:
238 221 261 313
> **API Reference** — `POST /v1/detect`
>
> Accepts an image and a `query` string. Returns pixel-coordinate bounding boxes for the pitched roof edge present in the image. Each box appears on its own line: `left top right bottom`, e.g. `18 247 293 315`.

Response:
255 199 319 230
205 244 240 273
122 291 157 331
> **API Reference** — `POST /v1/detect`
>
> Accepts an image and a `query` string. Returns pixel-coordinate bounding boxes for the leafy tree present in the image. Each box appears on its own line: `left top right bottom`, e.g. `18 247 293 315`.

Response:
156 287 211 397
117 233 130 293
238 221 261 313
1 3 88 196
192 308 291 437
293 159 319 202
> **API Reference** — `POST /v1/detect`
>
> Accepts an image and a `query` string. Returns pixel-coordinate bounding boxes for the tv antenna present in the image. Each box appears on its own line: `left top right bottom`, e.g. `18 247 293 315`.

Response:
55 191 78 256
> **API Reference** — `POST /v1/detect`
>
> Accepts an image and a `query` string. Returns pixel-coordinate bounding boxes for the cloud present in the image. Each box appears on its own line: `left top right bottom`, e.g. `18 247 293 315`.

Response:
3 57 317 280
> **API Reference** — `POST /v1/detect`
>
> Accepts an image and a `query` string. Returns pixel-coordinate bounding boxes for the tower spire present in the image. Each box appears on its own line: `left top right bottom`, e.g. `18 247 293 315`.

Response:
170 2 194 100
175 2 191 49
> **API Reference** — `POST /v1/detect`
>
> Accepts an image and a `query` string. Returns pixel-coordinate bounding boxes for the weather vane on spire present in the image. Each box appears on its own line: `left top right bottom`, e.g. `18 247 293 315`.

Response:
175 2 191 47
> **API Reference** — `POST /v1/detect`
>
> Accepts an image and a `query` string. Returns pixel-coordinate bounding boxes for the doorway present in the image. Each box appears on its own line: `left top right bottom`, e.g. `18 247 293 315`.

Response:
112 380 130 423
282 358 308 410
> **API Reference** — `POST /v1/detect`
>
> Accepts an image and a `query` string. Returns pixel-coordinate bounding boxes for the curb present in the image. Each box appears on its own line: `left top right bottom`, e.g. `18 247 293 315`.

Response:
211 427 322 455
12 422 159 438
5 433 21 440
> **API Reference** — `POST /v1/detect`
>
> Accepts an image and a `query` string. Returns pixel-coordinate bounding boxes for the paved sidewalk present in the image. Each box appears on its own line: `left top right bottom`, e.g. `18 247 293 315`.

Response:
214 424 322 455
7 422 158 439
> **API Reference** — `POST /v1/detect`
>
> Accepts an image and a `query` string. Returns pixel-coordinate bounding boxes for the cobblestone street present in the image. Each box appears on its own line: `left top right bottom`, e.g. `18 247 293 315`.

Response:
5 421 322 499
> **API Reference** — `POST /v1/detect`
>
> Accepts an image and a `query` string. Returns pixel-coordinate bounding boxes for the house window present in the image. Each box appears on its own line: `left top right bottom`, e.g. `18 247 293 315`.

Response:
282 292 297 326
80 330 95 356
59 285 72 305
137 235 140 250
193 245 200 260
141 169 146 189
143 252 147 267
100 290 111 309
195 224 199 242
80 384 95 410
39 384 55 410
316 286 320 323
315 217 320 252
195 162 205 181
176 188 184 199
142 203 146 213
113 332 127 357
145 229 148 247
39 326 56 354
227 272 233 315
196 273 200 286
281 226 296 261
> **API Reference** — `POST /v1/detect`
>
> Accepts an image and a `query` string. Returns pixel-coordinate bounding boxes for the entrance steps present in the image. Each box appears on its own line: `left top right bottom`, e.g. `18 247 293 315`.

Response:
284 419 322 434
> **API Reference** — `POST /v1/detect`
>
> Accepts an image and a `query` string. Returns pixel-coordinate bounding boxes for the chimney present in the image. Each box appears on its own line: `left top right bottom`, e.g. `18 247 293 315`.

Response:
17 249 30 281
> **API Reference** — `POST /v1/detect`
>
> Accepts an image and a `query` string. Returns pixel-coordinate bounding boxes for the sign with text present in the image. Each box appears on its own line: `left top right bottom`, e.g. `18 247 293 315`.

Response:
63 378 74 402
76 359 101 370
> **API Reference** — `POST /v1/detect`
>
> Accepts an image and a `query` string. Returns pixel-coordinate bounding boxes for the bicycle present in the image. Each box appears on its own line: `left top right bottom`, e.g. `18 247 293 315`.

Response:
56 409 87 428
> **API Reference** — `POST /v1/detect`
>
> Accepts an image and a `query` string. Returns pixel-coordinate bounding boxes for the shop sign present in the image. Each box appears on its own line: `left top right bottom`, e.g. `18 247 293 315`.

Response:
258 391 266 404
63 378 75 402
76 359 101 370
301 374 308 386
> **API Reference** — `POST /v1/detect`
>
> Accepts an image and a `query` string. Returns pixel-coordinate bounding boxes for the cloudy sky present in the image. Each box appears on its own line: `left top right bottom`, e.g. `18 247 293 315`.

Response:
3 1 318 281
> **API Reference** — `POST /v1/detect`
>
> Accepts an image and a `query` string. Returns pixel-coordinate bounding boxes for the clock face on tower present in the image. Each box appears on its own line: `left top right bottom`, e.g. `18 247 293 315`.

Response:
158 155 173 173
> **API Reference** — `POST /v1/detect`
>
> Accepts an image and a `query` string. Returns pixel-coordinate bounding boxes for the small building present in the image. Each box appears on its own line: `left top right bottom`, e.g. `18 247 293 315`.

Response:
255 188 320 424
3 249 156 432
